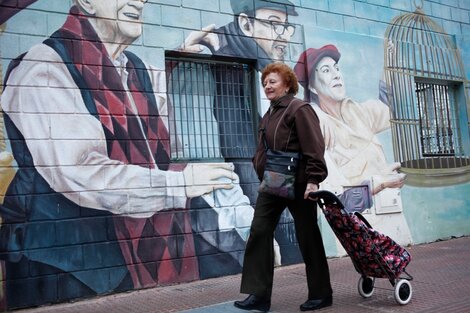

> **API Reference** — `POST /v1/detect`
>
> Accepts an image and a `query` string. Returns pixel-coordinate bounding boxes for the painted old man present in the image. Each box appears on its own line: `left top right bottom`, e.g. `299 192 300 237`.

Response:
0 0 236 309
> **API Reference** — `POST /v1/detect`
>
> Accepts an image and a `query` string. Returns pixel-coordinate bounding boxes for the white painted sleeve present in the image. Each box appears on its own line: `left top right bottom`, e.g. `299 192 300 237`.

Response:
363 99 391 134
1 44 186 217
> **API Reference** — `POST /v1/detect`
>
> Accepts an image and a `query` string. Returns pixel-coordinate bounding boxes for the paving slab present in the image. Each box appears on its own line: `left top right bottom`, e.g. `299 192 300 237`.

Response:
15 236 470 313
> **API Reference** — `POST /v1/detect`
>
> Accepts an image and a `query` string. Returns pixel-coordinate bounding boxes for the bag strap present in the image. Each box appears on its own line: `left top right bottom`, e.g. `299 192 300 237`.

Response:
261 128 269 151
261 103 283 151
262 98 308 151
273 98 307 151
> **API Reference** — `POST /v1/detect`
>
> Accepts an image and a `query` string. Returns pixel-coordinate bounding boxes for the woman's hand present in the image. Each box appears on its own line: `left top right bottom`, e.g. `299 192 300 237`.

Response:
304 182 319 200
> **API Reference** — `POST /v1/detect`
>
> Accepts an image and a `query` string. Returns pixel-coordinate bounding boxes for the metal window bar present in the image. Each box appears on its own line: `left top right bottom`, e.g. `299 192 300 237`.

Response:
385 7 470 173
165 57 257 161
416 81 458 159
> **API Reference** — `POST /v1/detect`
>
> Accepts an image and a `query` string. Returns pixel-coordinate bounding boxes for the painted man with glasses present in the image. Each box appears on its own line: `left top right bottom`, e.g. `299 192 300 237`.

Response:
170 0 299 278
182 0 296 69
180 0 297 157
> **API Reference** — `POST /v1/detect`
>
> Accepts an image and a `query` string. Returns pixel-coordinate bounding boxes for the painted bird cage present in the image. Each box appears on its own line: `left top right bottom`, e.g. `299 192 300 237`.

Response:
384 3 470 187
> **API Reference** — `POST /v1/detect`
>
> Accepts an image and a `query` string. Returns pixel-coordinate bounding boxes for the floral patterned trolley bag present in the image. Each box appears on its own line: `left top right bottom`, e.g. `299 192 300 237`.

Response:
311 190 413 305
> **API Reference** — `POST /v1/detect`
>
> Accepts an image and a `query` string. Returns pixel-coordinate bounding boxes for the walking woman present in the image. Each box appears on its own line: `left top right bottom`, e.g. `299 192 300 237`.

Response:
234 63 333 312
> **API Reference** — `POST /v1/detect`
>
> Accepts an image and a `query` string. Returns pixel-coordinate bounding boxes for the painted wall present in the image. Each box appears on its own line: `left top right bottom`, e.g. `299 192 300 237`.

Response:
0 0 469 310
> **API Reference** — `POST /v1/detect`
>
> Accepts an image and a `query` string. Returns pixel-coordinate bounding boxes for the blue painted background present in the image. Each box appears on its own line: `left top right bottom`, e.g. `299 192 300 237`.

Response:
0 0 469 310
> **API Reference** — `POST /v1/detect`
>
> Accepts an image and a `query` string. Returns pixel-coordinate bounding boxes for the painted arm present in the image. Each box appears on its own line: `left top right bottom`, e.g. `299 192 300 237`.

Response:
2 45 235 217
179 24 220 53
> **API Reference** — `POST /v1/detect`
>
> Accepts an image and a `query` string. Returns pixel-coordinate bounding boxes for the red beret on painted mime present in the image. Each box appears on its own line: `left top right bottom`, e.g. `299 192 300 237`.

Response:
293 44 341 91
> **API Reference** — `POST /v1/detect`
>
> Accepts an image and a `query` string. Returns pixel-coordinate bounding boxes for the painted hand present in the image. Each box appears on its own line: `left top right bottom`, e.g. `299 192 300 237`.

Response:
179 24 220 53
372 172 407 195
183 162 236 198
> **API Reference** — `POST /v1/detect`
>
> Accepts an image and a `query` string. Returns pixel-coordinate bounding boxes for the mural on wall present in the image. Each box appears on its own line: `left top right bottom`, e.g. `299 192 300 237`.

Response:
293 44 406 197
290 29 412 255
384 5 470 187
177 0 414 257
170 0 304 267
0 0 469 310
382 5 470 243
0 0 245 309
293 4 470 252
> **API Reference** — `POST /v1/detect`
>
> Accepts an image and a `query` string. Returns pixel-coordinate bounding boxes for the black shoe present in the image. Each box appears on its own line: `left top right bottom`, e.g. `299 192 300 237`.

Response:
234 294 271 312
299 295 332 311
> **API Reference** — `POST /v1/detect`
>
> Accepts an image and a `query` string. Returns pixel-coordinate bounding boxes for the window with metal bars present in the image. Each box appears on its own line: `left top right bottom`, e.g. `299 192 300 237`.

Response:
165 55 258 161
415 81 458 157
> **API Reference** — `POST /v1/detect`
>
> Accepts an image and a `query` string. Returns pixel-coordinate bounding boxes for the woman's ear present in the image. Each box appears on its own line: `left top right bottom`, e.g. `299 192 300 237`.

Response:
238 13 254 36
76 0 96 15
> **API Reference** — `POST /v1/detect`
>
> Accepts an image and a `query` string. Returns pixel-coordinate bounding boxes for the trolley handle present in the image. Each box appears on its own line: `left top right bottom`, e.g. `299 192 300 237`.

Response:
309 190 343 209
354 211 373 229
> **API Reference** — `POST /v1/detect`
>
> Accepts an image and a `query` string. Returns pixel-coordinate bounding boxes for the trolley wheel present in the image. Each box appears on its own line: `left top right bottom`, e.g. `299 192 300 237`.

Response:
358 276 375 298
394 279 412 305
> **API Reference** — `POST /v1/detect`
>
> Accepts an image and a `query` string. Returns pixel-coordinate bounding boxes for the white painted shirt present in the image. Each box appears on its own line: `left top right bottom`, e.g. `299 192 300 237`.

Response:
312 98 392 192
2 43 253 240
1 43 186 218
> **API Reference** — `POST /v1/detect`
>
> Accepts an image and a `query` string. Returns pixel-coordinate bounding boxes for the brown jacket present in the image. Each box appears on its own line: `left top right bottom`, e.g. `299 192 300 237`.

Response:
253 94 327 186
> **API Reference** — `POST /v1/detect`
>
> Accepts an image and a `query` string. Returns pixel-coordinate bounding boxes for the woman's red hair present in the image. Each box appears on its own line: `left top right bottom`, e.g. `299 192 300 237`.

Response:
261 63 299 95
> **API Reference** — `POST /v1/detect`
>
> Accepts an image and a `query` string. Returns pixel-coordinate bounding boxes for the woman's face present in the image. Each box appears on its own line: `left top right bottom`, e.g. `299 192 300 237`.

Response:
312 56 346 103
263 72 288 101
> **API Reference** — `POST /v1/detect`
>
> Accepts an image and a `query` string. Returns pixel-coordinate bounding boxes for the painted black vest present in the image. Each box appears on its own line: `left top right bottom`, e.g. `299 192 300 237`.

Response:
0 38 157 293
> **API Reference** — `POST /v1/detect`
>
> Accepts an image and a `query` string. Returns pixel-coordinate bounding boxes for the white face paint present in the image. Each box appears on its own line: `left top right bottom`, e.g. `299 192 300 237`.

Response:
312 56 346 103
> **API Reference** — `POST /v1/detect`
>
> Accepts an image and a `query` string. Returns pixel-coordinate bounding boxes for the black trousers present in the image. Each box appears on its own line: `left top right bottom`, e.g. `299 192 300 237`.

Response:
240 186 332 300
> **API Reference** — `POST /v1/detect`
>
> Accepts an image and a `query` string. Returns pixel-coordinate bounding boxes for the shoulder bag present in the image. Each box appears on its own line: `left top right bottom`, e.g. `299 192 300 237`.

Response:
258 99 302 199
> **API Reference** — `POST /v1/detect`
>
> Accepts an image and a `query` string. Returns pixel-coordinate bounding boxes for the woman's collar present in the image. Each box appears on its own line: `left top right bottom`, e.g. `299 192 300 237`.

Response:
270 93 294 107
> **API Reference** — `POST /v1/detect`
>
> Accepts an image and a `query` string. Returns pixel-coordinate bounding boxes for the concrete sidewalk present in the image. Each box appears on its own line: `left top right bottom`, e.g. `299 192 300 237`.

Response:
17 236 470 313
